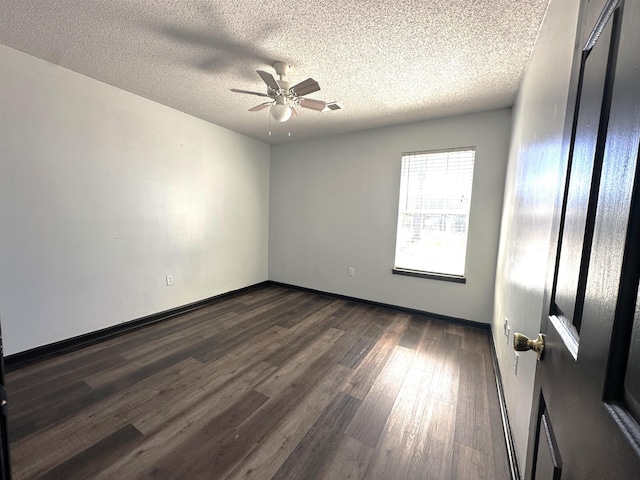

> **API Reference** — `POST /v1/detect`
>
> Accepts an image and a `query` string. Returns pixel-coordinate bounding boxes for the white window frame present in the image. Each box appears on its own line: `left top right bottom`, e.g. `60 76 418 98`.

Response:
393 147 476 282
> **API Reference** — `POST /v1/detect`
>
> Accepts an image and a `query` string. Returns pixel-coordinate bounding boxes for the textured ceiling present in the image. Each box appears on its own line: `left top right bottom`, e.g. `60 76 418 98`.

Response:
0 0 549 144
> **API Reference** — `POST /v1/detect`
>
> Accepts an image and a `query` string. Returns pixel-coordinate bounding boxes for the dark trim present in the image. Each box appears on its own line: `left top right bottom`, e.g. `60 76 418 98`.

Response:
4 281 269 372
392 268 467 284
267 281 488 330
403 146 476 157
5 279 489 371
488 331 521 480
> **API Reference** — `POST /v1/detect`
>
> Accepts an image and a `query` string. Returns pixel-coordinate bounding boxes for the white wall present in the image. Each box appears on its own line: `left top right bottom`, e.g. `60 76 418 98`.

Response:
269 110 511 324
493 0 581 469
0 45 270 355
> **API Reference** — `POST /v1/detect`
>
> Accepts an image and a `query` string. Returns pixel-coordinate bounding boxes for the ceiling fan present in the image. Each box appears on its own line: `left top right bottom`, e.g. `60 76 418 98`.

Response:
231 61 341 122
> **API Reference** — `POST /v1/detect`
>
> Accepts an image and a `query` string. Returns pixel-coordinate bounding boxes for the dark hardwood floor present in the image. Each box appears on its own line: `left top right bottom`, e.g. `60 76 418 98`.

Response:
6 285 510 479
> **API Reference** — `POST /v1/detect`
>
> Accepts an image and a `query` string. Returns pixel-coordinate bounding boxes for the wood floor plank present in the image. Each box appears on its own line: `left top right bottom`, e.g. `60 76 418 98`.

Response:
284 300 348 335
342 313 411 400
398 316 426 350
10 287 289 382
117 310 240 362
98 388 271 479
131 326 289 435
274 295 336 329
4 287 283 382
444 323 468 337
9 354 128 411
271 392 362 480
7 353 127 397
8 380 93 429
331 301 362 319
345 345 416 448
461 327 490 354
407 398 456 480
132 359 278 436
261 300 356 370
318 435 374 480
471 369 493 457
455 350 492 454
192 292 326 364
451 441 495 480
427 332 462 405
96 364 279 476
83 359 144 388
256 327 345 397
341 307 395 334
6 286 510 480
337 331 380 370
11 357 202 479
162 357 348 475
154 346 352 478
11 346 205 441
37 424 144 480
363 366 434 480
264 314 345 367
238 286 289 306
336 308 388 369
409 318 444 373
227 364 352 480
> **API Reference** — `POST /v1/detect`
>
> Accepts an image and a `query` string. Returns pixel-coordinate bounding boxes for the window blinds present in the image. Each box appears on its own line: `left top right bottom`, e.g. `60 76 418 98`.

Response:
394 148 475 276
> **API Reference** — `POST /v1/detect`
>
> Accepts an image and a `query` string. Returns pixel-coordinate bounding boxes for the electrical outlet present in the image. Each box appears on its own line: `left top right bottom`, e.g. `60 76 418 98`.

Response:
166 274 174 286
348 267 355 277
513 352 519 374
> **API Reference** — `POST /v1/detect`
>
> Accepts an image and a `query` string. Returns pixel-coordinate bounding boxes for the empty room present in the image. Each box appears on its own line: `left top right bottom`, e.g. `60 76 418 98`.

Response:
1 0 640 479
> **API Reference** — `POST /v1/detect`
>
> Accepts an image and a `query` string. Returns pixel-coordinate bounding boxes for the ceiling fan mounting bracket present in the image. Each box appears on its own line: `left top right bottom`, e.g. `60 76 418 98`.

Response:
273 61 290 79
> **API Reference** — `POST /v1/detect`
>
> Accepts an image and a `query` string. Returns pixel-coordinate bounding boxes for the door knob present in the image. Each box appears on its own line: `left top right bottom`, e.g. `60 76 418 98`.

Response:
513 333 545 359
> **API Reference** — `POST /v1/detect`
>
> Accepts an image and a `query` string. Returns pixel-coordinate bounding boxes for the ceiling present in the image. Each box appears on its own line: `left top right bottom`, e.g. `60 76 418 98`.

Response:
0 0 550 144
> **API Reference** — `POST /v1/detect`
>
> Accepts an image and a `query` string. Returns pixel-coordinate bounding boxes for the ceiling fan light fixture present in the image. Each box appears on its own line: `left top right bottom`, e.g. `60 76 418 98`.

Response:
270 96 292 122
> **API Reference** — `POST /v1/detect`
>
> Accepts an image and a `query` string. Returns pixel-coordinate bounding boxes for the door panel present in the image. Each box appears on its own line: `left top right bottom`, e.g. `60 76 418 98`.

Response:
532 397 562 480
552 13 612 334
526 0 640 478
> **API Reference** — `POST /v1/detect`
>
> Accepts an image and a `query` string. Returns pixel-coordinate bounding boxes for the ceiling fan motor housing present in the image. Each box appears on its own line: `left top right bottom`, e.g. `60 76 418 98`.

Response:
275 80 291 93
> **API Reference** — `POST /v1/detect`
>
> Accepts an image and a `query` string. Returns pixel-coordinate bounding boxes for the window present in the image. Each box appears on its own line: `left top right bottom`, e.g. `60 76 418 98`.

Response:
393 147 475 280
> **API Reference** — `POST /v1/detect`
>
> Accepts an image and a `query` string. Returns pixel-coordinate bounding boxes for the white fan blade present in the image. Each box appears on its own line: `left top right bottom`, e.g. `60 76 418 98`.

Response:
291 78 320 96
249 102 272 112
257 70 280 91
299 98 326 111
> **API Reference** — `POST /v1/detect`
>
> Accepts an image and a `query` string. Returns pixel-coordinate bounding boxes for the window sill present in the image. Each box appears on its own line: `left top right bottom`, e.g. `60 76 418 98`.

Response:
392 268 466 284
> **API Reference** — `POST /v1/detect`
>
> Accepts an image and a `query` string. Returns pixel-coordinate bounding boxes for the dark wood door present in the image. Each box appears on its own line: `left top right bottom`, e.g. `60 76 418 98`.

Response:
525 0 640 478
0 321 11 480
